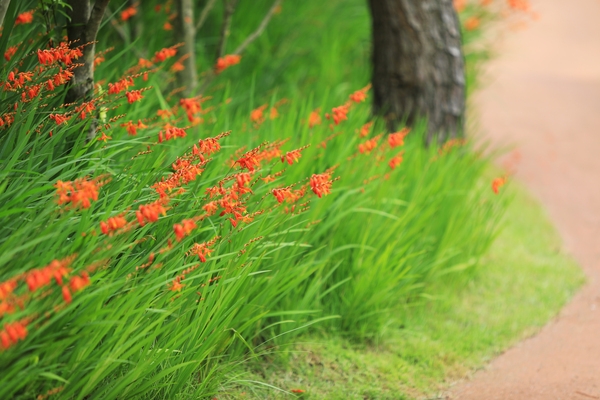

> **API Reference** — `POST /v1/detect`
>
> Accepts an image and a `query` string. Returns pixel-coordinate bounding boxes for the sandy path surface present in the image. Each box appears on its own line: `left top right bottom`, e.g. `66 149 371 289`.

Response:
450 0 600 399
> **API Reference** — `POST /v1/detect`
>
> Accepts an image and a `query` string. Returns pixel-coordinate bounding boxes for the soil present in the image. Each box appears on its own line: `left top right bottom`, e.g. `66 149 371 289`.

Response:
449 0 600 398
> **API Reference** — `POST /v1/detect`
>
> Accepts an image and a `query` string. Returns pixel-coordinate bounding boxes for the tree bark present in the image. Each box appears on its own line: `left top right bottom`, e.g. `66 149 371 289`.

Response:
367 0 465 145
65 0 110 105
0 0 11 30
175 0 197 96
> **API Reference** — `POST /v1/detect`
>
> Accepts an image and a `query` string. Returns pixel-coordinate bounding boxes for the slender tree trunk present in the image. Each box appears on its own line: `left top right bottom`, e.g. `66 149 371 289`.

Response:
65 0 110 104
175 0 197 95
0 0 11 30
367 0 465 145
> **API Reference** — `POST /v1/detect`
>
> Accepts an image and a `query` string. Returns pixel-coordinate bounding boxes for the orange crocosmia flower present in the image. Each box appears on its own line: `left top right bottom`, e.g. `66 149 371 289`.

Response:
157 109 173 120
163 22 173 30
203 201 218 216
250 104 268 124
327 103 350 125
121 120 147 136
236 151 261 172
272 187 293 203
215 54 241 73
138 58 153 68
4 46 17 62
359 121 373 138
158 126 187 143
15 10 34 25
270 107 278 120
358 138 378 154
120 6 137 21
308 109 321 128
50 114 71 125
136 201 167 226
290 389 305 394
0 280 17 301
236 172 252 187
0 320 28 350
97 132 112 142
100 215 127 235
389 128 409 148
125 90 144 104
153 46 177 63
349 84 371 103
108 77 134 94
464 16 481 31
170 61 185 72
174 219 197 241
492 176 507 194
281 146 309 165
168 280 184 292
180 97 202 121
389 152 404 170
197 137 221 155
310 172 333 198
188 240 217 262
55 176 105 209
69 272 90 293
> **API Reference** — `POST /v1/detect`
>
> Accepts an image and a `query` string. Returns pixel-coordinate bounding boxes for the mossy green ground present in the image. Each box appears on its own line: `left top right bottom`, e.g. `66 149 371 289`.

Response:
226 183 584 399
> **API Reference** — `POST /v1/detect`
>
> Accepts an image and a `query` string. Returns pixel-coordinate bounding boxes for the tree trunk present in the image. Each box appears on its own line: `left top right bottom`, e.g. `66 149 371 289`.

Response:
65 0 109 105
0 0 11 30
65 0 109 142
367 0 465 145
175 0 197 96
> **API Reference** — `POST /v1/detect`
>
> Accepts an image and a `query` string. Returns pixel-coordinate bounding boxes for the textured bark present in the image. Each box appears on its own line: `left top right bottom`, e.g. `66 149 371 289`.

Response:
175 0 197 95
0 0 11 30
367 0 465 145
65 0 109 105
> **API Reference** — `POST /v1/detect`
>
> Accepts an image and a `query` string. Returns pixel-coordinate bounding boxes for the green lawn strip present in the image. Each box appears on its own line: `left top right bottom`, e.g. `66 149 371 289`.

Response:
224 182 584 399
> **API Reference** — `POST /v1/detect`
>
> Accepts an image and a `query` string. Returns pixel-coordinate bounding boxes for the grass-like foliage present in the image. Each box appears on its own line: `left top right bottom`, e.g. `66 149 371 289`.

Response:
0 0 527 398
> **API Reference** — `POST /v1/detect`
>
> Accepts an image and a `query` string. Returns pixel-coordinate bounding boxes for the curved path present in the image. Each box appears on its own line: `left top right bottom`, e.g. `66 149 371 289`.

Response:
451 0 600 398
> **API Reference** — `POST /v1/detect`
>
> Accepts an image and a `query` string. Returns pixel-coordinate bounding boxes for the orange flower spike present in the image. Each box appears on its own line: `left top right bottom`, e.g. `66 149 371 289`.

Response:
69 272 90 292
125 90 143 104
120 6 137 21
389 152 404 170
62 285 72 303
389 128 409 148
329 103 350 125
100 215 127 235
492 176 507 194
250 104 268 124
4 46 17 62
358 137 378 154
203 201 218 216
215 54 241 73
49 113 70 125
174 218 197 241
359 121 373 138
15 10 34 25
281 145 309 165
236 150 261 172
152 46 178 63
349 83 371 103
236 172 252 187
272 187 293 203
308 109 322 128
310 172 333 198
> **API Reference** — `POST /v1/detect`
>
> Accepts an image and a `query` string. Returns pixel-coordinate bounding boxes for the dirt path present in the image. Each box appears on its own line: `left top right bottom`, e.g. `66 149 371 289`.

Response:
450 0 600 399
